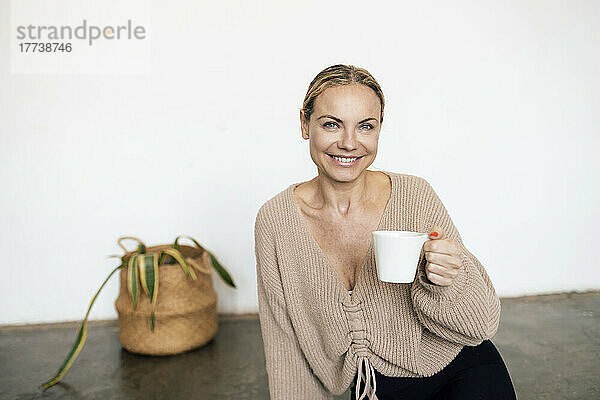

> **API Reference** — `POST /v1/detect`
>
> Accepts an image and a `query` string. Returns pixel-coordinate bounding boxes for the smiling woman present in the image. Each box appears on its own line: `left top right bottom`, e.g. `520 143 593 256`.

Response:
254 64 516 400
299 67 384 174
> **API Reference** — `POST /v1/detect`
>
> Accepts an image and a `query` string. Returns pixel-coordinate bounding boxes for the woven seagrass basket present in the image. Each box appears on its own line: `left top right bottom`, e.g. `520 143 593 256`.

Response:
114 240 218 355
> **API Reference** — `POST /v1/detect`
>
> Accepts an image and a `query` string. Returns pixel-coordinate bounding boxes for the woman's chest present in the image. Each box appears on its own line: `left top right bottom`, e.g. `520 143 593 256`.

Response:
305 214 378 291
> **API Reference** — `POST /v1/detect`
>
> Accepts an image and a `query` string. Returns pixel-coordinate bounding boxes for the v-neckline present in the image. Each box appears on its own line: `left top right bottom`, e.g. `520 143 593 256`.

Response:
288 170 395 299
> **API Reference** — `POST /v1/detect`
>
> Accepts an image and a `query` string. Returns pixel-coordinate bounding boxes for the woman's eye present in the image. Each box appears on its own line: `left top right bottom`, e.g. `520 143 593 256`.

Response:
322 122 373 130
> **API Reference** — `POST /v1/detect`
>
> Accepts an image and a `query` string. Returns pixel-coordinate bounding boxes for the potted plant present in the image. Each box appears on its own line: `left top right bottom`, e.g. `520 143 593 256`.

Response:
40 235 235 389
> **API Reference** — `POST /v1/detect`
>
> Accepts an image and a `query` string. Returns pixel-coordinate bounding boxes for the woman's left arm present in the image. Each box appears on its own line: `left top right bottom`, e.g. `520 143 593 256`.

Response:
410 178 502 346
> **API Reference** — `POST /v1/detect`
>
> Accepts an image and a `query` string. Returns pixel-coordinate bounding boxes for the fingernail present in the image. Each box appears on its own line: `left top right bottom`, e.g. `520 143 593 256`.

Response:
431 232 438 237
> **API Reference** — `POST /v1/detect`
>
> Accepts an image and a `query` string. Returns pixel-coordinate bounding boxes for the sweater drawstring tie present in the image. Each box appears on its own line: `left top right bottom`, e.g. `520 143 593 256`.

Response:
355 355 378 400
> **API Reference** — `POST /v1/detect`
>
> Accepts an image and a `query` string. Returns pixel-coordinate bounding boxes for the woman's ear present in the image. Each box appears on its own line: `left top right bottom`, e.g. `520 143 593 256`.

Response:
300 110 309 139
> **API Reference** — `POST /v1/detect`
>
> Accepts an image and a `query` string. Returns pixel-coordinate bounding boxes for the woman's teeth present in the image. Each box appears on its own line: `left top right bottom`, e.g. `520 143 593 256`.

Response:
328 154 361 165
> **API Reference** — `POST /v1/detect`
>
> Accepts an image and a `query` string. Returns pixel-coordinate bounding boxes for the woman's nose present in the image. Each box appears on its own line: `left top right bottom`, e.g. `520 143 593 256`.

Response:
339 130 358 149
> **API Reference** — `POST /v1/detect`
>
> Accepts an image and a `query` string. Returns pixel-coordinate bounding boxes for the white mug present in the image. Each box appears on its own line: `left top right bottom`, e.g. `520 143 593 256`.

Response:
372 230 429 283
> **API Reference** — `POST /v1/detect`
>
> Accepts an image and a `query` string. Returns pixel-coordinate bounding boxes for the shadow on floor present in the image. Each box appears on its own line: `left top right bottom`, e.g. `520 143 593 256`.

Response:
1 291 598 399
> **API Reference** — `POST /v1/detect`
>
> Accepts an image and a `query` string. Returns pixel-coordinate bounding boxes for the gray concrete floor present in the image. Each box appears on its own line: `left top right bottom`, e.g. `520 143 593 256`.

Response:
1 291 598 400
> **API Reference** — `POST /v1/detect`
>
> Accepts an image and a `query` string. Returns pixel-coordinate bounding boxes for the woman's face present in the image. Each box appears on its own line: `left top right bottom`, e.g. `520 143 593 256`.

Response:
300 83 382 182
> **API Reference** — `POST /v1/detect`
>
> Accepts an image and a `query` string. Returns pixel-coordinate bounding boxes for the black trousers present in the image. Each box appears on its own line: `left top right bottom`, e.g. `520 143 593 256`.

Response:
350 340 517 400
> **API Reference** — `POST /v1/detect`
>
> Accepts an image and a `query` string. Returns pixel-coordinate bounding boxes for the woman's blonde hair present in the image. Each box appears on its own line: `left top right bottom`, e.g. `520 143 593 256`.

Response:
301 64 385 124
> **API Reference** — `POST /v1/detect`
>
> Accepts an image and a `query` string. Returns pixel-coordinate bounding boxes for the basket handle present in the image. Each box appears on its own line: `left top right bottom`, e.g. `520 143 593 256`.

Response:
117 236 146 253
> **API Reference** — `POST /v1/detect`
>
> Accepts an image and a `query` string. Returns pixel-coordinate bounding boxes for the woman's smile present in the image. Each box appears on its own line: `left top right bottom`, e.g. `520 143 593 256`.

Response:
327 153 363 166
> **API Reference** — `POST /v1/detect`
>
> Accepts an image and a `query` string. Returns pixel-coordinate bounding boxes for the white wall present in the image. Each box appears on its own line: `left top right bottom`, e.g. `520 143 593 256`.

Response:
1 0 598 325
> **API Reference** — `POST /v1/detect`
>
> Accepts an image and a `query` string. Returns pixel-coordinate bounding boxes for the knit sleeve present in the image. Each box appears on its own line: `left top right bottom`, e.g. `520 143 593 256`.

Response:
410 179 501 346
254 209 334 400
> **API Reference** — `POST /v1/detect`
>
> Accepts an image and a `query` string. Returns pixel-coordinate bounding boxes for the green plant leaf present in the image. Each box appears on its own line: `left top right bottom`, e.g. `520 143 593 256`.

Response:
137 255 150 297
175 235 235 288
150 254 159 331
40 263 125 389
138 255 159 332
161 248 197 281
127 254 140 310
150 255 159 306
40 319 87 389
175 235 206 252
206 251 236 288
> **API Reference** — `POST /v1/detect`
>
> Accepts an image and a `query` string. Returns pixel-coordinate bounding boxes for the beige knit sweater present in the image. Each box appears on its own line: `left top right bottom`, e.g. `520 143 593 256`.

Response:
254 170 501 400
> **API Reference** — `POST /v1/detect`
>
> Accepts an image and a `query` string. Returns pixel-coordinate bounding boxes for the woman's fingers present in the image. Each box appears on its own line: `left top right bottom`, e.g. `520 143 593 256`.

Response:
428 226 446 240
426 261 459 280
425 268 453 286
424 226 462 287
425 252 461 270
